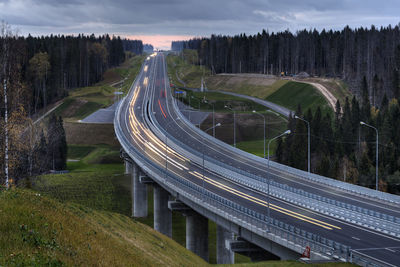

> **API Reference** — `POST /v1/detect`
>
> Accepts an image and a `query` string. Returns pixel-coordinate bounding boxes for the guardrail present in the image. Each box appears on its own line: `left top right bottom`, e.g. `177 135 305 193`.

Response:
115 55 394 266
146 94 400 239
114 98 351 262
168 90 400 206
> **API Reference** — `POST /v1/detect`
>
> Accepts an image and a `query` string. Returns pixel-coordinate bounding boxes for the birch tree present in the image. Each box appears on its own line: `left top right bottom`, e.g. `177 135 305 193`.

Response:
1 22 11 189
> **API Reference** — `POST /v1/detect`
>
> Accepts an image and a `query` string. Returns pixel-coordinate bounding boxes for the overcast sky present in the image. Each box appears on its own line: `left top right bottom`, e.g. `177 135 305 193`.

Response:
1 0 400 49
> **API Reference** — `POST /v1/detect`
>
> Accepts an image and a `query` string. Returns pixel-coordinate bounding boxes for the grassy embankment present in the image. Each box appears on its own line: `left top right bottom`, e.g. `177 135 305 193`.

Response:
17 53 247 265
55 55 145 121
0 188 207 266
0 55 207 266
166 52 353 156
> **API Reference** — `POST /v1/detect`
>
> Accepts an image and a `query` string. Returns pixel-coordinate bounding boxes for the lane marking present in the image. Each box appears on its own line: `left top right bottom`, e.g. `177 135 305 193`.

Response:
158 99 167 118
189 171 340 230
352 236 361 241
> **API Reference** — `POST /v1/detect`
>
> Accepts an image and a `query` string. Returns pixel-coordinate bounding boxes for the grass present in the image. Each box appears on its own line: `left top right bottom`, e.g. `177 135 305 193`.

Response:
167 53 344 117
206 76 288 100
167 52 210 88
236 139 278 158
179 90 269 113
54 55 145 121
0 189 207 267
63 122 120 147
266 81 333 116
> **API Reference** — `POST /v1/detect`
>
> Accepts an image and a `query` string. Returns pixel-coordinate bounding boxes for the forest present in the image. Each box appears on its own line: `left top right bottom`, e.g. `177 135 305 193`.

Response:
0 24 143 187
172 24 400 104
172 25 400 194
276 81 400 194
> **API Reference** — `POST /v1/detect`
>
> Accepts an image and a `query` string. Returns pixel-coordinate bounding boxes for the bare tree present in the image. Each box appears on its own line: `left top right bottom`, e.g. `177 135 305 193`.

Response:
1 22 11 189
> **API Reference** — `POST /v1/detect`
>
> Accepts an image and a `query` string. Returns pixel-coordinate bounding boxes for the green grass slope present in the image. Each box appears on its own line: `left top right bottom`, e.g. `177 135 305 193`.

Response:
55 55 145 121
266 81 333 115
0 189 207 267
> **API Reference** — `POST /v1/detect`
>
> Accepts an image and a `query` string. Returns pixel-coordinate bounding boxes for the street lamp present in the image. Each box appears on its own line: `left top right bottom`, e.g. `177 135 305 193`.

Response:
202 123 221 200
165 118 180 182
267 130 291 231
225 105 236 147
294 115 310 175
360 121 379 191
253 110 266 159
204 99 216 137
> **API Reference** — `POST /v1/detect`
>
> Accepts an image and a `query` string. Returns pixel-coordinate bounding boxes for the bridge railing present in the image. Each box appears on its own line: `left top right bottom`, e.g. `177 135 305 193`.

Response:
146 97 400 239
166 88 400 206
115 99 352 262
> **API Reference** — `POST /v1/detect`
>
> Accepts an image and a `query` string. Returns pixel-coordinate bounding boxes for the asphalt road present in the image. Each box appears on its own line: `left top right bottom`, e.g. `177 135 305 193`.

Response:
117 53 400 266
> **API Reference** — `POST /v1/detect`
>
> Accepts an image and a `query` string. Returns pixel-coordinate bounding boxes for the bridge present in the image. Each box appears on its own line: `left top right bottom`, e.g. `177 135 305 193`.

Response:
114 53 400 266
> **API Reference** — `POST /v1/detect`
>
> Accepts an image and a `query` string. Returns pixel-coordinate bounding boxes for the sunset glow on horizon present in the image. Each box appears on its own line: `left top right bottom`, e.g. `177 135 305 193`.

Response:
123 35 196 50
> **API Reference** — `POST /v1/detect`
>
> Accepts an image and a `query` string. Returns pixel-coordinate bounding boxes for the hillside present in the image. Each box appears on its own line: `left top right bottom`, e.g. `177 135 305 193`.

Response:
0 188 207 267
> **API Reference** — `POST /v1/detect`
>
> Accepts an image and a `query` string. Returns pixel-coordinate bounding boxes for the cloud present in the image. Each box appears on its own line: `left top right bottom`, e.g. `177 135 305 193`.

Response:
1 0 399 49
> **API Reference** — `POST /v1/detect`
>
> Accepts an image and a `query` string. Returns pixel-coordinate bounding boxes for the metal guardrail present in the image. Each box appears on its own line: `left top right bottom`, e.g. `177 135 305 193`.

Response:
114 57 394 266
350 250 392 267
147 95 400 238
114 100 351 262
168 91 400 206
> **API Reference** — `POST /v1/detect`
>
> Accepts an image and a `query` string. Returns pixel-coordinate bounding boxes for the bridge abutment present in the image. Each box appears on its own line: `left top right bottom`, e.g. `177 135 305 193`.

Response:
154 184 172 237
217 225 235 264
131 162 148 217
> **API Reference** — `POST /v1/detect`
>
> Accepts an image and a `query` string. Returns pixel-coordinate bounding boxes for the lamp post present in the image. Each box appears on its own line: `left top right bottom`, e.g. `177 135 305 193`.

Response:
204 99 216 137
202 123 221 200
165 118 180 182
267 130 291 231
253 110 266 159
294 115 310 175
225 105 236 147
360 121 379 191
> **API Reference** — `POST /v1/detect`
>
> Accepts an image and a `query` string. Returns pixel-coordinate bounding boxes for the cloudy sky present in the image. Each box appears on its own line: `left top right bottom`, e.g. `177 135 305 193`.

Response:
1 0 400 49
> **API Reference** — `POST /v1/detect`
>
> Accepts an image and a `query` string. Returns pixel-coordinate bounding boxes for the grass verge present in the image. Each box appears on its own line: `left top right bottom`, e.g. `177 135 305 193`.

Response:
266 81 333 116
0 189 206 267
54 55 145 121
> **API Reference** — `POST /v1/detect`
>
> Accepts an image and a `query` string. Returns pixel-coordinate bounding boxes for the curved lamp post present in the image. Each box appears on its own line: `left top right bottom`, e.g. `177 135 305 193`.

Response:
267 129 291 231
202 123 221 200
225 105 236 147
294 115 310 176
360 121 379 191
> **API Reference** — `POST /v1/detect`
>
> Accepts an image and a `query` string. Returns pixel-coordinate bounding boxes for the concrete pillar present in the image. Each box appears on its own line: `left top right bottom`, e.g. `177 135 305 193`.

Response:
153 184 172 237
186 212 209 262
217 225 234 264
125 160 132 174
132 163 148 217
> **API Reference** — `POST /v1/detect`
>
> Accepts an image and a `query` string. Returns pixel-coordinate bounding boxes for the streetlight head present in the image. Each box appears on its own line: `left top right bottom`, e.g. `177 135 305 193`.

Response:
360 121 365 125
284 130 291 135
216 123 221 127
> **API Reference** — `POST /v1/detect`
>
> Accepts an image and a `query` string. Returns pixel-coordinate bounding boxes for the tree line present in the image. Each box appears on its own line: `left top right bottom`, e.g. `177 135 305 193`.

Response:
23 34 142 113
1 23 143 187
276 77 400 194
172 24 400 105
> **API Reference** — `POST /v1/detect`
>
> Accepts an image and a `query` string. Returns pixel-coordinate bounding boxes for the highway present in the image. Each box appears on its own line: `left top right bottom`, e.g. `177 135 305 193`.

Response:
116 53 400 266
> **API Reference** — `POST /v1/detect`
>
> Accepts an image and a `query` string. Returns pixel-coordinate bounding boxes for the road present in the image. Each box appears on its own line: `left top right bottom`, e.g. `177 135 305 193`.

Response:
117 53 400 266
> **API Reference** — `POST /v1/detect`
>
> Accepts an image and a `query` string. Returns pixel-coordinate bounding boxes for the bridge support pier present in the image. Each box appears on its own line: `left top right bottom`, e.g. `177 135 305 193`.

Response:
154 184 172 237
125 160 132 174
217 225 235 264
131 162 148 217
186 212 209 262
